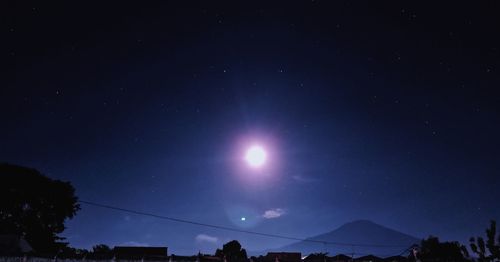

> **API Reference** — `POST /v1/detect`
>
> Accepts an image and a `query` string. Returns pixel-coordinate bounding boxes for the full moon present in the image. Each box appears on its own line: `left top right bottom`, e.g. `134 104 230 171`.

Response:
245 145 267 168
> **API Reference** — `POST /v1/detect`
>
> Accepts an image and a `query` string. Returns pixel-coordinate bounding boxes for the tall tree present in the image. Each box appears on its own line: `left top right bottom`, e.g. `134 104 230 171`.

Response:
0 163 80 254
470 220 500 261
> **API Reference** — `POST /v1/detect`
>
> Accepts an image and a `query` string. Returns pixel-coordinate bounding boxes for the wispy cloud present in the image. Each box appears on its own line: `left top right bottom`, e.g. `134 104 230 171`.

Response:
195 234 218 244
120 241 149 247
262 208 286 219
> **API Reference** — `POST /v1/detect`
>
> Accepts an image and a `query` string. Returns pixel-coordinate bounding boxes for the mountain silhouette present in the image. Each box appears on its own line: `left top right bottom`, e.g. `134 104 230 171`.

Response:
269 220 420 257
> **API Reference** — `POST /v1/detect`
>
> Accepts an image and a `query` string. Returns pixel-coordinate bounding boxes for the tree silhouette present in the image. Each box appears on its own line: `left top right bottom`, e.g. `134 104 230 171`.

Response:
419 236 470 262
90 244 113 259
0 163 80 254
215 240 248 262
470 220 500 261
57 246 89 259
92 244 112 254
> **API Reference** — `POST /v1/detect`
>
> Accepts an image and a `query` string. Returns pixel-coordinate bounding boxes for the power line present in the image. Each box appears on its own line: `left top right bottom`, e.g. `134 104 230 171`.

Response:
384 244 417 258
79 200 409 249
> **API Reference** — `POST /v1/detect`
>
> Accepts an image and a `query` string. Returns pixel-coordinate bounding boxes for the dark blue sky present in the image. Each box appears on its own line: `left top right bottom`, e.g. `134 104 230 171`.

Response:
4 0 500 255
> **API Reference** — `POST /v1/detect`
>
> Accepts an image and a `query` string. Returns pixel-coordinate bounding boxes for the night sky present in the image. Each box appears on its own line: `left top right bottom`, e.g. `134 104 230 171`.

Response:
4 1 500 256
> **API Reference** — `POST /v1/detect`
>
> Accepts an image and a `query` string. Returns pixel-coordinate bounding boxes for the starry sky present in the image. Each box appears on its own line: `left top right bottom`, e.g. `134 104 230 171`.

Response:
4 0 500 256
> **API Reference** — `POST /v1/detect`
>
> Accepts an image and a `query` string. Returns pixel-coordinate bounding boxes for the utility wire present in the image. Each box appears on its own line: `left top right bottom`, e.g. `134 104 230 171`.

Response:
385 244 417 258
80 200 409 249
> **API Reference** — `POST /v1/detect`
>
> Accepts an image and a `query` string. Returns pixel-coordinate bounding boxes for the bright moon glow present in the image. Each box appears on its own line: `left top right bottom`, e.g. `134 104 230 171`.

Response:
245 145 267 167
241 217 246 221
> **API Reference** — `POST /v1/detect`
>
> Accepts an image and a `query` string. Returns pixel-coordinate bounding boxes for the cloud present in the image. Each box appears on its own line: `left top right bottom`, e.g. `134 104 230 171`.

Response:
120 241 149 247
195 234 218 244
262 208 286 219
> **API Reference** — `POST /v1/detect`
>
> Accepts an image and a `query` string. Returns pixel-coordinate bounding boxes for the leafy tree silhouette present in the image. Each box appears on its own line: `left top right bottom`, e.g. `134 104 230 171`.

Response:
419 236 470 262
215 240 248 262
90 244 113 259
470 220 500 261
92 244 112 254
0 163 80 254
57 246 89 259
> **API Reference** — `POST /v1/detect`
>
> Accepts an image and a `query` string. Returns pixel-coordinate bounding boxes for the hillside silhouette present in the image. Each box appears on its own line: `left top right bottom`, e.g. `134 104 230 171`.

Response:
270 220 420 257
